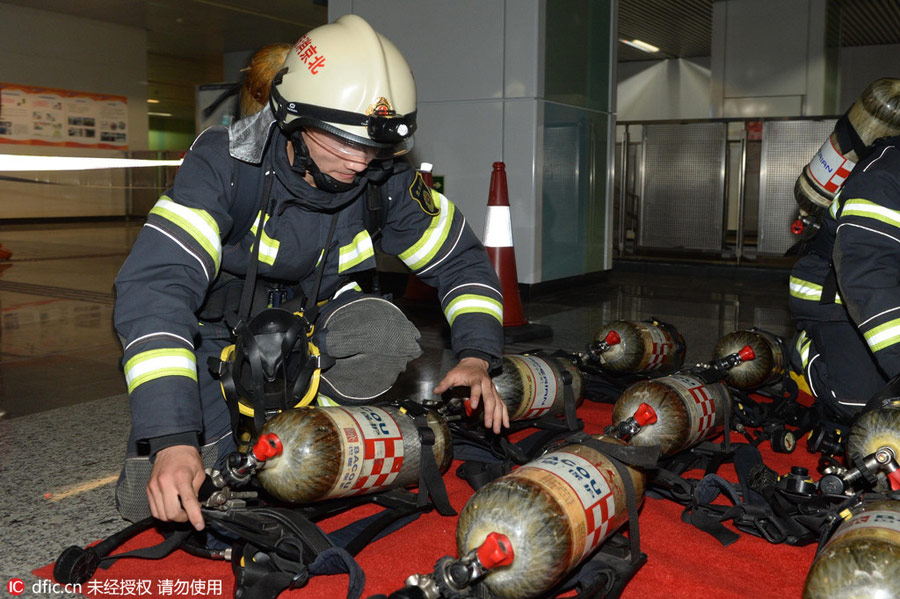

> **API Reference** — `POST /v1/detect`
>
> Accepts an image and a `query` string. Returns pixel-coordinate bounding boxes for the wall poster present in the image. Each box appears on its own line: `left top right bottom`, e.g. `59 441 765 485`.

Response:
0 82 128 149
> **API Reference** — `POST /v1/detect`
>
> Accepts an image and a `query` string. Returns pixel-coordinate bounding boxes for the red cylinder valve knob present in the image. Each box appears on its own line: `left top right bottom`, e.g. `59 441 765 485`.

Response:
252 433 283 462
633 402 658 427
791 219 804 235
889 469 900 492
476 532 515 570
738 345 756 362
605 330 622 346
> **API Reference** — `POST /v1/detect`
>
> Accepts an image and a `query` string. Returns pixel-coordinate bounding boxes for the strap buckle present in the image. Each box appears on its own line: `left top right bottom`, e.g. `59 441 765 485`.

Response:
735 511 787 544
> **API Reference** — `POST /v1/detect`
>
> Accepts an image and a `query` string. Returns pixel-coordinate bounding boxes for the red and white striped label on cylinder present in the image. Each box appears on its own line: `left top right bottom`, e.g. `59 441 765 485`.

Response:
511 355 558 419
808 136 856 193
644 324 672 370
664 373 720 447
329 406 405 498
516 449 617 564
827 508 900 547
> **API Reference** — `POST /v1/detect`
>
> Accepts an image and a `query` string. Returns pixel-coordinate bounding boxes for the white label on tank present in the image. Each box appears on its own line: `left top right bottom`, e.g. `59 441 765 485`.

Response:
828 508 900 546
808 137 856 193
330 406 404 497
522 450 617 562
664 373 720 446
644 324 672 369
514 355 558 419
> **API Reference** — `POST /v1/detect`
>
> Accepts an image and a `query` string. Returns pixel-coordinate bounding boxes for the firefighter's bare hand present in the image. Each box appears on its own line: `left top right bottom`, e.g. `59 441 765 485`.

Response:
434 357 509 434
147 445 206 531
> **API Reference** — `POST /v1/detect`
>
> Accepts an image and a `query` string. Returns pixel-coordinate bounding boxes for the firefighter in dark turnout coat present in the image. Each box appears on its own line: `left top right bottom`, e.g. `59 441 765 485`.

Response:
113 15 508 530
789 135 900 421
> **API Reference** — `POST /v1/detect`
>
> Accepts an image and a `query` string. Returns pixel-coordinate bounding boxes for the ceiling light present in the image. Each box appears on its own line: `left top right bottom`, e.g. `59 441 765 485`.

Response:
147 99 160 104
620 38 660 53
148 112 174 117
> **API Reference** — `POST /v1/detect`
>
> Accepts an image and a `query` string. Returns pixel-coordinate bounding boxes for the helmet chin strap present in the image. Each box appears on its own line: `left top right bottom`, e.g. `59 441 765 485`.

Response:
289 132 361 193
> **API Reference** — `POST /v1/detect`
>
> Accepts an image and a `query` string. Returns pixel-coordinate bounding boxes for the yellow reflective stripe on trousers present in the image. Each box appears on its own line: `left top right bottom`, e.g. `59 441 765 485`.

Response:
789 276 842 304
124 348 197 393
795 330 811 368
399 192 455 271
338 230 374 272
249 212 280 266
864 317 900 352
444 294 503 326
150 197 221 273
841 198 900 230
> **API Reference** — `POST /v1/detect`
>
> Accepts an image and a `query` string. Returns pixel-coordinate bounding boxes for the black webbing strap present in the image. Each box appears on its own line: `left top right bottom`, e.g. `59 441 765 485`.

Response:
237 167 275 322
565 434 660 567
302 213 340 324
93 520 194 569
820 266 838 305
834 109 870 162
400 402 456 516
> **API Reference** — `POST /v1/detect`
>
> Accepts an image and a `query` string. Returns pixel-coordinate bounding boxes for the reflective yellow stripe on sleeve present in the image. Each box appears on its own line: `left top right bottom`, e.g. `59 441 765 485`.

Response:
399 192 455 272
841 198 900 230
150 196 221 273
249 212 280 266
864 317 900 353
444 294 503 326
124 348 197 393
338 230 375 272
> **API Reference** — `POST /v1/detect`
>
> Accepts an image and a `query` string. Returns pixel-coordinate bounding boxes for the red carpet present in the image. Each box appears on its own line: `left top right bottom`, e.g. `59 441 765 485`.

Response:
35 397 821 599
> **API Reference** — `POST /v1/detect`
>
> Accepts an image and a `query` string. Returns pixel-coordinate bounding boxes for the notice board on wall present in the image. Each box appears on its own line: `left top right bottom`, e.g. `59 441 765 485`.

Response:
0 82 129 149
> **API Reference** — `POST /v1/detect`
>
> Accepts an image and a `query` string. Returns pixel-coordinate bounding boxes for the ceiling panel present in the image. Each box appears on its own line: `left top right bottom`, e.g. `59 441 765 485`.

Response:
7 0 900 121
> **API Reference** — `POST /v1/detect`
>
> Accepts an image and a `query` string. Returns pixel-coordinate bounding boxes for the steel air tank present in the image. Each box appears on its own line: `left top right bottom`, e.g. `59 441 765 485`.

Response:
611 372 731 457
256 405 452 503
455 435 644 599
712 328 786 390
591 319 685 376
846 399 900 492
489 354 585 421
795 78 900 215
803 499 900 599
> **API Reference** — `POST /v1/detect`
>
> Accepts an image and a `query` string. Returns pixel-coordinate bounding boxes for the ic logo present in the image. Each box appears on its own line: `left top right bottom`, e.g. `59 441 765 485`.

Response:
7 578 24 595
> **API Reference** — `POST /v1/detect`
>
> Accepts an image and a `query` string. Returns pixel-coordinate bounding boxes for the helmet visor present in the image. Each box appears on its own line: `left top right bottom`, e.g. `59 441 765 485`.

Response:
270 70 415 158
304 128 379 166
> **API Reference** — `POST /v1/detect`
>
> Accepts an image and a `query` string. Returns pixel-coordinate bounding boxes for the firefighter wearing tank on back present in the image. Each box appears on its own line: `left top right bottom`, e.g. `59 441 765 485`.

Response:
789 135 900 421
113 15 508 532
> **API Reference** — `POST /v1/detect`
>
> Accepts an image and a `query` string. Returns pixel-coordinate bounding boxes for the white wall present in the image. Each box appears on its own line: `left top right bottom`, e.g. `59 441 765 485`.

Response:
0 4 149 218
839 44 900 111
329 0 545 282
711 0 828 118
617 47 900 122
617 57 711 121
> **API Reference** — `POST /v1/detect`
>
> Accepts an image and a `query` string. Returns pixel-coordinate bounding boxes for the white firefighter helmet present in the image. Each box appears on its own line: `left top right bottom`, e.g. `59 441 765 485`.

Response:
269 14 417 159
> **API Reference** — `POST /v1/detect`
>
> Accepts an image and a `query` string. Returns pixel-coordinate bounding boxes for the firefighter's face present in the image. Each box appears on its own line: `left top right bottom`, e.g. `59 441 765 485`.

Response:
302 128 374 185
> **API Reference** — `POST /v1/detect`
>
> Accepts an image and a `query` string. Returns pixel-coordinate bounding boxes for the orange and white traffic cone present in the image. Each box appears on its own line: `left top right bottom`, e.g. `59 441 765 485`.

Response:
484 161 551 343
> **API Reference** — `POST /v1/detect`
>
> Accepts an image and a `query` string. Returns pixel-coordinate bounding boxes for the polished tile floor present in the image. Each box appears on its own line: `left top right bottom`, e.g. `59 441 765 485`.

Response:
0 221 796 591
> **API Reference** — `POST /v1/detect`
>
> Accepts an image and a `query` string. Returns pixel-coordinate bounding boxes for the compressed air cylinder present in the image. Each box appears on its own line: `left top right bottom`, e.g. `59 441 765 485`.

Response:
491 354 585 421
795 78 900 214
256 405 452 503
803 499 900 599
611 373 731 457
846 400 900 492
456 435 645 599
593 320 685 376
712 329 785 390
